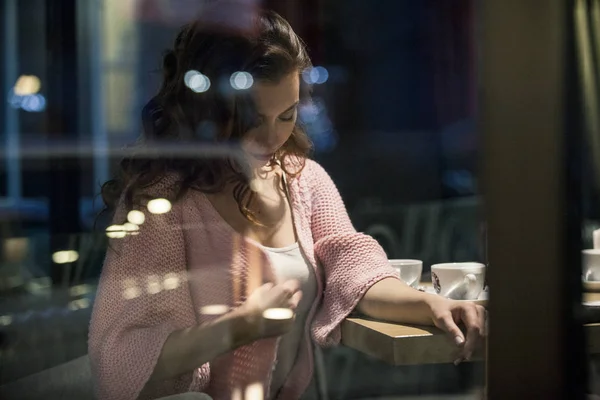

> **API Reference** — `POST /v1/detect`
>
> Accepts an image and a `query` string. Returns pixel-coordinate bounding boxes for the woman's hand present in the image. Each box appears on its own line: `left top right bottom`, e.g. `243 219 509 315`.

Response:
426 296 487 364
237 279 303 340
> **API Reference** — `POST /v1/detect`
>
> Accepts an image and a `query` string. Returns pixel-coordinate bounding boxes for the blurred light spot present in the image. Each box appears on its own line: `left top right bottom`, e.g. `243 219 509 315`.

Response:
163 273 180 290
298 97 337 153
184 70 200 87
302 66 329 85
262 308 293 320
299 102 319 124
231 388 242 400
200 304 229 315
8 89 46 113
147 275 162 295
185 70 210 93
124 286 141 300
123 222 140 236
68 298 90 311
106 225 126 239
127 210 145 225
69 284 92 297
20 94 46 112
230 71 253 90
26 277 51 296
14 75 41 95
8 91 22 109
0 315 12 326
52 250 79 264
147 198 172 214
245 382 264 400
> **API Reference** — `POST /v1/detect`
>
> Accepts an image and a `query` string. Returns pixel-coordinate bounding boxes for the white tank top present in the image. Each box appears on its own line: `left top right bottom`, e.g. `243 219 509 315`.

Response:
259 242 317 398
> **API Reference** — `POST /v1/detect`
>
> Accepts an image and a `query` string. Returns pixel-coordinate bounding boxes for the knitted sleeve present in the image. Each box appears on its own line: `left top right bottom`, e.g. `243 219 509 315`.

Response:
88 196 206 400
307 160 400 346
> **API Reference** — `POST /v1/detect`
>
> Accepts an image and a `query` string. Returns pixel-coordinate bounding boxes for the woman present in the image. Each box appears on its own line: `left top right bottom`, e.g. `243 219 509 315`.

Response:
89 7 485 400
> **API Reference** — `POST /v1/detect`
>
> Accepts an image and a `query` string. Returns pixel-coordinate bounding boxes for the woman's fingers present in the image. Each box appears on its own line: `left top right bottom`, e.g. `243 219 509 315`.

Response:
460 304 483 361
289 290 303 310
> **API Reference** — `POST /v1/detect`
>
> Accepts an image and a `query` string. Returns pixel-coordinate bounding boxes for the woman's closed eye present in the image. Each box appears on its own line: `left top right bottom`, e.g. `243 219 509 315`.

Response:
278 108 297 122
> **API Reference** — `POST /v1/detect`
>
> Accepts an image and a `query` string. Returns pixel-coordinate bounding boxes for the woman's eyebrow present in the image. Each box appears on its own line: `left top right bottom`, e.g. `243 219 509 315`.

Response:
257 101 299 117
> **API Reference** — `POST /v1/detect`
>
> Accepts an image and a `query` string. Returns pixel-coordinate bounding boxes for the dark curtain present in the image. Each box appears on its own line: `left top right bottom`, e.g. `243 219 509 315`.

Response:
575 0 600 219
425 0 477 128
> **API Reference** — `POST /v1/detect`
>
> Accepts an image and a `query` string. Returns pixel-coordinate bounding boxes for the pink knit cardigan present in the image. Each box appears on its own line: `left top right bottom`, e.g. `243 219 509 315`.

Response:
88 159 399 400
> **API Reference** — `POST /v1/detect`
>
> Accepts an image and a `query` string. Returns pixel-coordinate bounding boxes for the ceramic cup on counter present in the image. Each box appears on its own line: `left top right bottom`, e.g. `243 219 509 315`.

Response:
583 249 600 281
431 262 486 300
389 259 423 288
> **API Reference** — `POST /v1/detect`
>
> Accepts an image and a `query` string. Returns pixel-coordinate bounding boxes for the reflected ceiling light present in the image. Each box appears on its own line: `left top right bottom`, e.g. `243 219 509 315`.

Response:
52 250 79 264
163 273 180 290
147 198 172 214
245 382 264 400
230 71 253 90
106 225 126 239
123 286 141 300
262 308 294 320
147 275 162 295
200 304 229 315
127 210 145 225
123 222 140 236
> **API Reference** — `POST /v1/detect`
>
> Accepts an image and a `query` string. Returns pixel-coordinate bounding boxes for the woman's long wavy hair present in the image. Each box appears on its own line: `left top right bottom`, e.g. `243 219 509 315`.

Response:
101 8 313 223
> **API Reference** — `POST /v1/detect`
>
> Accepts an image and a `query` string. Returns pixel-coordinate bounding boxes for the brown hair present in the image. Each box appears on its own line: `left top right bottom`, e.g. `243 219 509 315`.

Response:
101 8 313 222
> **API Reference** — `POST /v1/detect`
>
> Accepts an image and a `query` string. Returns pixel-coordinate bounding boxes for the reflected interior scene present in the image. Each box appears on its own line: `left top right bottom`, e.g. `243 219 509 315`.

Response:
0 0 597 400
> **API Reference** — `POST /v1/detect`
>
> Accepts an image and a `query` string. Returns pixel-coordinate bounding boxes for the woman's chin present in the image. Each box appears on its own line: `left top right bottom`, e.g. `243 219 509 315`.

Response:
247 154 275 169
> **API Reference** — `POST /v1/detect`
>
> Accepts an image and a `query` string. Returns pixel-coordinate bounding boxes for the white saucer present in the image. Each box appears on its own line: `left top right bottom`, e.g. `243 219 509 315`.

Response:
583 280 600 292
424 287 489 307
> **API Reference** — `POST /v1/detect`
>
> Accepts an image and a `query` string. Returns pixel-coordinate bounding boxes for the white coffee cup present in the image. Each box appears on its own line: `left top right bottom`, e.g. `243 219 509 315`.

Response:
583 249 600 281
389 259 423 288
431 262 486 300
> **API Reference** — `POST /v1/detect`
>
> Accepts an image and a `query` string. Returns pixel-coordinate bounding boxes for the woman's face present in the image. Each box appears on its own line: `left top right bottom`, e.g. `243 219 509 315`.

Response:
241 72 300 169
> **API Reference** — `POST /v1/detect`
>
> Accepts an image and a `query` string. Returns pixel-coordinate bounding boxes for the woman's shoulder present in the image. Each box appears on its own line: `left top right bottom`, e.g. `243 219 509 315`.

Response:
112 172 191 221
293 158 334 190
283 156 328 183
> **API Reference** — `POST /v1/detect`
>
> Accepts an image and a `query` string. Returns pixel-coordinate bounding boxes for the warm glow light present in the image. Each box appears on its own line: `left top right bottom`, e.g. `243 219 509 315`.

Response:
231 388 242 400
147 198 172 214
127 210 145 225
123 286 141 300
262 308 294 320
245 382 264 400
200 304 229 315
147 275 162 294
230 71 253 90
123 222 140 236
14 75 41 95
106 225 126 239
163 273 180 290
52 250 79 264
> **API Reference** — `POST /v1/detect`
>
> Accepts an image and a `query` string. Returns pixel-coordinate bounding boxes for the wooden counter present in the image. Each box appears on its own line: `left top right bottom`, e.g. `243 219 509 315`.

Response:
340 292 600 366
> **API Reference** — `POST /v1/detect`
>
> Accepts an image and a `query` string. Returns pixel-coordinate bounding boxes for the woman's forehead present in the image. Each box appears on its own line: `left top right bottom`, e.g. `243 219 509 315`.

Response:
251 73 300 116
